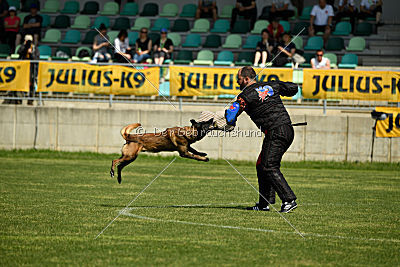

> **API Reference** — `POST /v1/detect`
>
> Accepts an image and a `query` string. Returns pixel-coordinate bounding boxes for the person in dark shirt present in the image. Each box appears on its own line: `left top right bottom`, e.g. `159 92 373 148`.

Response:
230 0 257 29
0 0 9 43
133 27 152 63
273 32 296 67
92 23 111 63
153 28 173 65
196 0 218 21
254 29 272 67
16 3 42 46
224 66 299 213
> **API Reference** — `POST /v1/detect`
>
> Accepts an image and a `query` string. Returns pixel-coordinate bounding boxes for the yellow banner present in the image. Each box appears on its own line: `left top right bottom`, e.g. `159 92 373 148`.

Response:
169 66 293 96
303 69 400 102
375 107 400 138
0 61 30 92
37 62 159 95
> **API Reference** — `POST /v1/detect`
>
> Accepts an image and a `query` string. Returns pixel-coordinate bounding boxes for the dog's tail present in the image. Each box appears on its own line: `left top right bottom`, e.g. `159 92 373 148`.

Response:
120 123 142 141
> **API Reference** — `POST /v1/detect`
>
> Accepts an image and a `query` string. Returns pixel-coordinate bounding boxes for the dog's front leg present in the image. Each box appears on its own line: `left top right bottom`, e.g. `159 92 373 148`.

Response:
177 146 209 162
188 146 207 157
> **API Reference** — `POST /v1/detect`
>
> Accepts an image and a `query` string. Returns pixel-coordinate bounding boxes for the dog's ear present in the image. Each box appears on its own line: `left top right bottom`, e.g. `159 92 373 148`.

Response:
190 119 197 125
205 118 214 124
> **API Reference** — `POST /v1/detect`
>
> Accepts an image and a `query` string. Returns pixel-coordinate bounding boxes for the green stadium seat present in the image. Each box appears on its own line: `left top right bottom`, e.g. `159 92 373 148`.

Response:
193 50 214 65
82 30 97 44
71 15 90 29
62 29 81 44
214 51 234 66
191 19 210 33
292 36 303 49
128 31 139 46
41 29 61 43
293 21 309 35
174 50 193 64
41 0 60 13
120 2 138 16
18 12 28 26
100 2 119 15
242 35 261 49
53 15 70 29
0 44 10 58
41 14 50 27
231 20 250 33
338 53 358 69
167 32 181 47
210 19 229 33
259 6 271 20
92 16 110 29
160 3 178 17
324 53 337 68
38 45 52 60
354 22 372 36
333 21 351 36
72 46 92 61
140 3 158 16
180 4 196 17
203 34 221 48
222 34 242 49
279 20 291 33
235 52 254 66
10 44 21 59
107 31 119 43
171 19 190 32
131 17 150 31
300 52 313 67
182 33 201 48
112 17 130 30
148 33 160 43
7 0 20 10
304 36 323 50
250 20 269 34
53 46 72 60
326 37 344 51
219 4 234 18
61 1 79 14
81 1 99 15
299 5 312 20
346 37 366 52
151 18 170 32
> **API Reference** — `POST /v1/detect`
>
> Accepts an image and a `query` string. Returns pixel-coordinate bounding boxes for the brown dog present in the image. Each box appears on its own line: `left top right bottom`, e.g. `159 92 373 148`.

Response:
110 119 214 183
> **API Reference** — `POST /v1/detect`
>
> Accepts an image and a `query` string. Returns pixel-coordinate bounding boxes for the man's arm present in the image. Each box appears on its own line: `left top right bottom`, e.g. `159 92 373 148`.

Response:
225 97 247 126
274 81 298 97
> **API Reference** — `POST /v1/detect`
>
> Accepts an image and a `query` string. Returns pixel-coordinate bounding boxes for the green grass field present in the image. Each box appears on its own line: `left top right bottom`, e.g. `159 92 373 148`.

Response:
0 150 399 266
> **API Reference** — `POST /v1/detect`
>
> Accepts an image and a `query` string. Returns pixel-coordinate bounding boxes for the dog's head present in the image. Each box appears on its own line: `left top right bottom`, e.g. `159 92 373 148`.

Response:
190 118 214 141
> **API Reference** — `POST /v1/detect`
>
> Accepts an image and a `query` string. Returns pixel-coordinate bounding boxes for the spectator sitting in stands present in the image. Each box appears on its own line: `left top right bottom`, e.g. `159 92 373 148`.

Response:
196 0 217 22
290 0 304 18
358 0 383 25
336 0 357 32
270 0 295 21
273 32 296 67
16 4 42 46
311 49 331 69
92 23 111 63
153 28 173 65
254 29 273 67
133 27 152 63
0 0 9 44
309 0 334 46
4 6 20 53
230 0 257 30
114 29 134 63
267 19 284 46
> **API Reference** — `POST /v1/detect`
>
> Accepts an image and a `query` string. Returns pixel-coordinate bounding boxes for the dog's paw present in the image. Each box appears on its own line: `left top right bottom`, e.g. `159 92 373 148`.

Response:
117 176 122 184
110 170 114 178
204 157 210 162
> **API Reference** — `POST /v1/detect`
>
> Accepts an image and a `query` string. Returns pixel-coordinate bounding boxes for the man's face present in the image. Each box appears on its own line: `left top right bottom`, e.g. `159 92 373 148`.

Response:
319 0 326 8
30 7 38 15
237 70 249 90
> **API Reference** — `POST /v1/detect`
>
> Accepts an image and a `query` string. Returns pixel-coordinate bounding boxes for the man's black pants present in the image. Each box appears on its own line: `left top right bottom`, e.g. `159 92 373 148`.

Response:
256 124 296 206
230 7 257 28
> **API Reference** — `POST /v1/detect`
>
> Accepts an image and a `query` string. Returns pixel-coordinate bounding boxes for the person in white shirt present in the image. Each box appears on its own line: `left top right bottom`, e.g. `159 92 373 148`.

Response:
358 0 383 25
311 50 331 69
336 0 357 32
114 29 134 63
270 0 295 21
309 0 334 45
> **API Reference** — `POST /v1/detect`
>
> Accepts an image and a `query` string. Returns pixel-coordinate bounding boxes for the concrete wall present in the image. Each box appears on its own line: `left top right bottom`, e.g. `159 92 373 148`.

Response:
0 106 398 162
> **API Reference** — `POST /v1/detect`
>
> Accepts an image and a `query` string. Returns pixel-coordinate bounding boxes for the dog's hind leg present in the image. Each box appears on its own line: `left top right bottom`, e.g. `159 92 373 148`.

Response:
110 156 123 178
116 143 143 184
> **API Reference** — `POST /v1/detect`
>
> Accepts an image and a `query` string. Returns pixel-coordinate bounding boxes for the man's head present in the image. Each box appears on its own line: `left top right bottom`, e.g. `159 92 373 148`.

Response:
319 0 327 8
271 19 279 29
140 27 148 37
282 32 291 43
316 49 324 60
237 67 256 91
99 23 107 34
8 6 16 16
261 29 269 40
30 3 38 15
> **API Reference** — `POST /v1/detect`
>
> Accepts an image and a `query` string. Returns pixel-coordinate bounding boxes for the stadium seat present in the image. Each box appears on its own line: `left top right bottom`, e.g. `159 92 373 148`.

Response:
82 30 97 44
210 19 229 33
250 20 269 34
18 12 28 26
299 5 312 20
148 33 160 43
131 17 150 31
304 36 323 50
346 37 366 52
21 0 38 12
191 19 210 33
61 1 79 14
41 0 60 13
182 33 201 48
108 31 119 43
167 32 181 47
231 20 250 33
72 46 92 61
7 0 20 10
234 51 254 66
41 29 61 43
326 37 345 51
112 17 130 30
180 4 196 17
140 3 158 16
100 2 119 15
92 16 110 29
128 31 139 46
71 15 90 29
62 29 81 44
0 44 10 58
338 53 358 68
174 50 193 64
214 51 234 66
324 53 337 68
41 14 51 28
354 22 372 36
160 3 178 17
292 36 303 49
151 18 170 32
38 45 52 60
171 19 190 32
10 44 20 59
81 1 99 15
120 2 138 16
193 50 214 65
258 6 271 20
203 34 221 48
219 4 234 18
333 21 351 36
222 34 242 49
279 20 291 33
53 46 72 60
53 15 70 29
242 35 261 49
293 22 309 35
